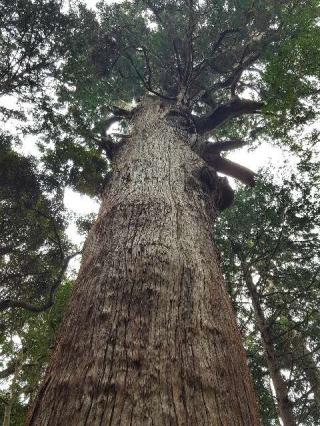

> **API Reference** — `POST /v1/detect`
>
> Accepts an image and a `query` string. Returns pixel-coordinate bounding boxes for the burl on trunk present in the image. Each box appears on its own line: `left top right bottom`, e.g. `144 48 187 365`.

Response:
26 99 260 425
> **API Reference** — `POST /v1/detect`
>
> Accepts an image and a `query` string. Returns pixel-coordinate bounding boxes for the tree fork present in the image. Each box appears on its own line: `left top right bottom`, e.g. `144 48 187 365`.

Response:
26 98 260 425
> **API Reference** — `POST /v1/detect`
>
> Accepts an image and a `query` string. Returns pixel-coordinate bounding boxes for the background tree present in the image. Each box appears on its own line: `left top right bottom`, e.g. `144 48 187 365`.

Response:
0 133 78 314
216 153 320 425
0 0 78 309
0 0 70 99
0 282 72 426
0 0 76 316
0 3 78 423
0 135 78 425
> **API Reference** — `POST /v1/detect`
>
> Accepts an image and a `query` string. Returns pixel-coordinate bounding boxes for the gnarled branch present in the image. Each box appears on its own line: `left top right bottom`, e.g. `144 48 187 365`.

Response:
209 156 256 187
194 98 264 134
193 138 256 186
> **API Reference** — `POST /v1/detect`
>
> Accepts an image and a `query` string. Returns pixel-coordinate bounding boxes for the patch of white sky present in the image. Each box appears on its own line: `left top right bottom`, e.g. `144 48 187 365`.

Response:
85 0 99 8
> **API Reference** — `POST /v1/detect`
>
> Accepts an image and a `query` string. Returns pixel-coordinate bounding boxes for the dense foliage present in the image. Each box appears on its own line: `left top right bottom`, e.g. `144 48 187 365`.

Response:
0 2 76 422
0 0 70 98
216 159 320 425
31 0 320 194
0 136 73 311
0 282 72 425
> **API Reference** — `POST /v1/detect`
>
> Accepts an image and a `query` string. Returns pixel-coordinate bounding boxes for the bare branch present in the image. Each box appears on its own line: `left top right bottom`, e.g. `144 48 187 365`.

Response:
109 106 132 118
211 28 241 54
194 98 264 134
219 51 261 95
140 46 153 90
183 0 195 86
192 28 241 78
173 40 183 81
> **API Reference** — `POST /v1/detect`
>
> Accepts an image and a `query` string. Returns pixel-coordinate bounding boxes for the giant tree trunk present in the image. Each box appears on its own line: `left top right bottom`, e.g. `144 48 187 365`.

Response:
242 268 296 426
26 99 259 425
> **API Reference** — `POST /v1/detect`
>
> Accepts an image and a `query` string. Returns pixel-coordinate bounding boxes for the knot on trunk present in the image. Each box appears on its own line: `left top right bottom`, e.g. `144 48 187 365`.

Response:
189 165 234 211
215 177 234 211
200 166 234 211
199 164 217 193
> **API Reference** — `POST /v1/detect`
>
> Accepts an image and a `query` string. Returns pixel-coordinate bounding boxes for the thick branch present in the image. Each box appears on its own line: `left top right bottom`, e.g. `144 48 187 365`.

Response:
210 50 261 95
200 139 247 154
209 156 256 187
109 106 132 118
192 139 255 186
194 98 264 134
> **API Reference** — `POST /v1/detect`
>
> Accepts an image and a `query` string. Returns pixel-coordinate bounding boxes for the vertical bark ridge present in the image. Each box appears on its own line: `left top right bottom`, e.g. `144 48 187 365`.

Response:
26 99 259 425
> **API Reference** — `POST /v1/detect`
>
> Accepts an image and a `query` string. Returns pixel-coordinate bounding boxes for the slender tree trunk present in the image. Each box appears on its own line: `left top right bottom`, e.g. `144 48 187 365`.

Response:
2 402 11 426
295 343 320 406
284 330 320 407
2 354 21 426
242 268 296 426
26 99 259 425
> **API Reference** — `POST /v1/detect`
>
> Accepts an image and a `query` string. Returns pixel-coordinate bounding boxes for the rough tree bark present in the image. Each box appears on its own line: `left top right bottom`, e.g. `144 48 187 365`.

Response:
26 98 259 425
241 268 296 426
